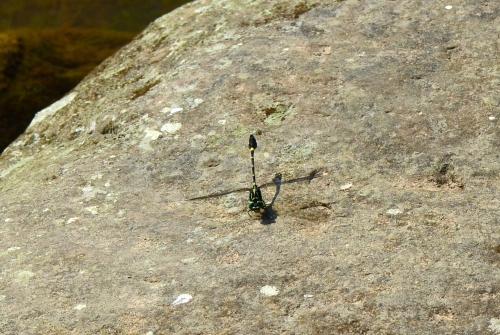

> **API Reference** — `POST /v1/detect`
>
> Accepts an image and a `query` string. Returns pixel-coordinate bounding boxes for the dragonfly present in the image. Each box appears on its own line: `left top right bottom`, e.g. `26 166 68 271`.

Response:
188 135 321 214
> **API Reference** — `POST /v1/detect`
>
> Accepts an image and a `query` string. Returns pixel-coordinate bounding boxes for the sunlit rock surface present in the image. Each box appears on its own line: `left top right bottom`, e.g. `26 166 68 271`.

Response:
0 0 498 334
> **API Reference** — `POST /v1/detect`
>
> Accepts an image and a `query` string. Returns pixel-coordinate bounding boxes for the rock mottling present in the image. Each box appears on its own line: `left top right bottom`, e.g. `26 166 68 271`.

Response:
0 0 499 334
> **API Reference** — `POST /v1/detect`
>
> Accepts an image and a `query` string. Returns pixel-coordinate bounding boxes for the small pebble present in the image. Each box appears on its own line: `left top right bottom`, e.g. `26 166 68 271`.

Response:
340 182 353 191
445 5 453 9
139 129 162 151
170 106 183 115
386 208 403 216
85 206 98 215
4 218 13 223
489 318 500 334
91 173 103 180
16 270 35 282
304 294 314 298
161 122 182 134
161 106 183 115
260 285 279 296
81 185 96 200
171 294 193 306
489 116 496 121
73 304 87 311
67 217 79 224
187 98 204 108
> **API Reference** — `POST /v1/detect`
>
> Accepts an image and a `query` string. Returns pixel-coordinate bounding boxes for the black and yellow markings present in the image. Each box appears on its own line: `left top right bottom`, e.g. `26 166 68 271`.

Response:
248 134 266 212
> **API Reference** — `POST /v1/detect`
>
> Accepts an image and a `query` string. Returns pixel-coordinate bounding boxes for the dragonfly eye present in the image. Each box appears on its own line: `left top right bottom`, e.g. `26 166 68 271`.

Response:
249 134 257 150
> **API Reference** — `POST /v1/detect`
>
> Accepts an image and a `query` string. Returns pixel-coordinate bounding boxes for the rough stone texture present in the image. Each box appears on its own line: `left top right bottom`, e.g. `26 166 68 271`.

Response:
0 0 499 334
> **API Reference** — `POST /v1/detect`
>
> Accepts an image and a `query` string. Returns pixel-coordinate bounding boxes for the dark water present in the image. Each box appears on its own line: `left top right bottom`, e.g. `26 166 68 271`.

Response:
0 0 192 31
0 0 192 154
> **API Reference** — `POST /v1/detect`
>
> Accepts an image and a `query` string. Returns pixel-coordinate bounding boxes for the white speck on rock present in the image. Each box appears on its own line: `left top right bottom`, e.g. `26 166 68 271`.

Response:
4 218 13 223
0 295 5 302
340 182 353 191
73 304 87 311
31 133 41 144
304 294 314 298
161 122 182 134
67 217 79 224
489 116 496 121
218 119 227 125
489 318 500 334
260 285 279 296
161 106 184 115
85 206 98 215
81 185 105 201
194 5 210 14
139 129 162 151
28 92 77 129
445 5 453 10
74 126 85 134
7 246 21 252
171 106 184 115
16 270 35 283
81 185 96 201
187 97 204 108
88 120 96 133
386 208 403 216
171 294 192 306
105 181 111 188
146 332 155 335
91 173 103 180
11 139 24 147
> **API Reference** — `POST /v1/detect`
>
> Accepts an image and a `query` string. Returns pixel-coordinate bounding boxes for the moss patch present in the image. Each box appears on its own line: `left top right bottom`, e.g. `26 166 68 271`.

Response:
263 103 294 126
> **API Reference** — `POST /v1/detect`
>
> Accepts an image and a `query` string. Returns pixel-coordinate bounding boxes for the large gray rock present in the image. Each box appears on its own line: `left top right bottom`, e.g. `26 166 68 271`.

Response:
0 0 498 334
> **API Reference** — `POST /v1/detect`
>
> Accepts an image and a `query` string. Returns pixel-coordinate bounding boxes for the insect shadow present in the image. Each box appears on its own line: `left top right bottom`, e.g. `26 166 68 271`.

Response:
188 169 320 224
260 173 282 225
